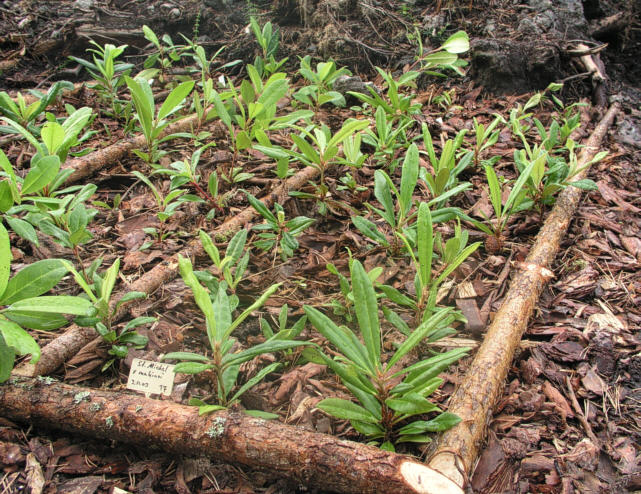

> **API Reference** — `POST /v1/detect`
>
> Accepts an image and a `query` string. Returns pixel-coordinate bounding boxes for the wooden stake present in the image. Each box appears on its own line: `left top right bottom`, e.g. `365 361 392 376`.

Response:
0 376 462 494
428 102 620 487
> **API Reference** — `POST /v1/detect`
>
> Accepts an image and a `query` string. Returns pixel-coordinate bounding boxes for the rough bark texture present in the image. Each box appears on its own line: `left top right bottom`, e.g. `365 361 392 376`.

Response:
63 113 203 183
16 165 321 377
0 376 462 494
428 102 621 487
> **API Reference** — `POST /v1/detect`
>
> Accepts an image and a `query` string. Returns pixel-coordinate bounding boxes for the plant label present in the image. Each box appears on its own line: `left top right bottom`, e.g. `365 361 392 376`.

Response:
127 358 175 396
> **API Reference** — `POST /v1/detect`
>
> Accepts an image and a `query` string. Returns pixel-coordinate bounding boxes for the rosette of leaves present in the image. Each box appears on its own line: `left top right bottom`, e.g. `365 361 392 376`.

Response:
304 259 469 451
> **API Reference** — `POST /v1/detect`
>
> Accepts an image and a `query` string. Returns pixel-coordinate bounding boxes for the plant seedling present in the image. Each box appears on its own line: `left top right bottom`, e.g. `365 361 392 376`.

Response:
304 259 469 450
246 193 315 262
163 255 307 416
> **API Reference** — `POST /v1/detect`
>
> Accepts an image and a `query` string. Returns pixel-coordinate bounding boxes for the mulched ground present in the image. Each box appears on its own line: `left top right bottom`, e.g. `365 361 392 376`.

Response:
1 1 640 493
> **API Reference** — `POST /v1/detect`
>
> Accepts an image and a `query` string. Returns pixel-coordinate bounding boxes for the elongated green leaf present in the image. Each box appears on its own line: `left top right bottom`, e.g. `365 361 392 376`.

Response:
125 76 154 139
41 121 65 156
223 339 307 366
373 170 396 227
5 310 68 330
317 397 379 424
303 305 371 373
398 412 461 434
291 133 320 165
5 295 96 316
22 155 61 196
351 215 389 247
0 118 42 153
386 308 453 371
327 119 369 149
100 258 120 305
224 282 281 339
0 259 69 305
163 351 210 362
174 362 214 374
0 223 10 299
505 157 536 213
399 143 419 217
199 230 220 266
226 229 247 263
231 361 281 402
417 203 433 288
157 80 195 121
0 319 40 363
0 333 15 382
256 78 288 116
212 284 232 341
422 51 458 66
178 254 216 343
5 217 38 246
350 260 380 371
385 392 438 416
246 193 277 225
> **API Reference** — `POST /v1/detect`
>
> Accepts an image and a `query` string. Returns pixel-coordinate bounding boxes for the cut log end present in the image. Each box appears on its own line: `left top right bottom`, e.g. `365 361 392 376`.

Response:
400 460 464 494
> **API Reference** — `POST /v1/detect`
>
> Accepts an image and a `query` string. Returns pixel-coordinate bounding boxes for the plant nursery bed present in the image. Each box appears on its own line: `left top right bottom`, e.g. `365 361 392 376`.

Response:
0 0 640 493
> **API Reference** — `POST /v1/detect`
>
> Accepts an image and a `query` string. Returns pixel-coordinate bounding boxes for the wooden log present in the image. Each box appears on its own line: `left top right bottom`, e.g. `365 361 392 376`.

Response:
0 376 463 494
428 102 620 487
14 165 321 377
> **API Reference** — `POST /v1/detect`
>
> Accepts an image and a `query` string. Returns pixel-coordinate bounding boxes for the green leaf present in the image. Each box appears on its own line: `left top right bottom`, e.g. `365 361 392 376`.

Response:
41 121 65 155
0 223 10 299
417 203 433 288
125 76 154 139
398 412 461 434
5 310 68 330
317 397 379 424
223 339 308 366
422 51 458 66
0 259 69 305
21 155 61 196
246 193 277 225
303 305 371 374
5 217 38 246
230 361 280 402
351 215 389 247
386 308 453 371
178 255 216 342
0 333 15 382
174 362 214 374
350 260 380 371
373 170 396 227
440 31 470 54
198 404 226 415
158 80 195 121
163 351 210 362
5 295 96 316
385 392 438 415
0 318 40 363
399 143 419 217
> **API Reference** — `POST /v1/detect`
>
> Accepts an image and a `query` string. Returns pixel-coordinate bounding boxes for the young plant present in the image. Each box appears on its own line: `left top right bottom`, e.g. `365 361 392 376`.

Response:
0 81 74 133
67 258 151 371
249 16 288 78
197 229 249 297
125 76 194 165
162 255 307 415
413 30 470 77
0 224 97 381
470 115 502 167
2 105 93 162
256 119 369 214
69 41 134 120
131 170 201 243
304 259 468 450
293 56 351 110
348 68 422 121
420 123 472 206
381 203 480 328
474 160 535 252
362 106 413 172
246 194 314 261
141 25 188 83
